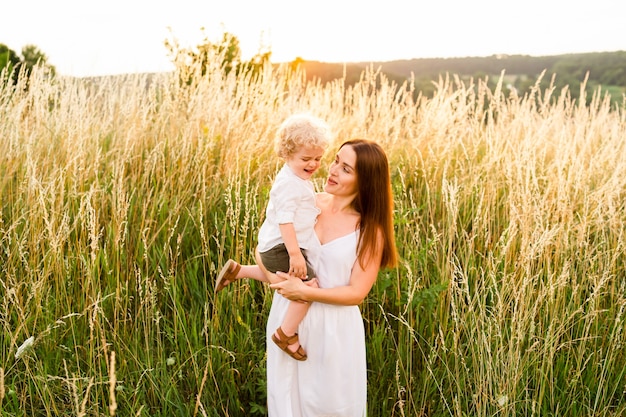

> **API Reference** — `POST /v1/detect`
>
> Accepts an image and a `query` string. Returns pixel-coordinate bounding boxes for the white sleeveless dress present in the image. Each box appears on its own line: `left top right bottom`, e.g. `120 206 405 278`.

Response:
266 231 367 417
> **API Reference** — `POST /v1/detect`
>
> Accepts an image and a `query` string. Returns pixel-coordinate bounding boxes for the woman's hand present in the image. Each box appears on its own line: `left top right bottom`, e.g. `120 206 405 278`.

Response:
270 272 318 302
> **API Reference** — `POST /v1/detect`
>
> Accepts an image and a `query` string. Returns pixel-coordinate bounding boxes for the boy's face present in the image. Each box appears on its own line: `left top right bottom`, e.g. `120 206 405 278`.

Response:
286 145 325 180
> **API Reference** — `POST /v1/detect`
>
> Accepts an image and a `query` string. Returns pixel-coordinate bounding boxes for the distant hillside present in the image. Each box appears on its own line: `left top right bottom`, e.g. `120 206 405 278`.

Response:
292 51 626 103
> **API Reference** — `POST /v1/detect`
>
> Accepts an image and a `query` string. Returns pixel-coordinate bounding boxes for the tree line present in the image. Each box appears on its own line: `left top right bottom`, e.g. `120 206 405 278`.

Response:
1 31 269 86
3 33 624 105
294 51 626 105
0 43 55 83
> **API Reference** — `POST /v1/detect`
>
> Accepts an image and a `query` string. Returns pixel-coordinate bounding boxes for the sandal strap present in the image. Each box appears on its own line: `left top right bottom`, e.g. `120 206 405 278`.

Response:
215 259 241 294
231 262 241 277
275 326 299 345
290 345 307 360
272 326 307 360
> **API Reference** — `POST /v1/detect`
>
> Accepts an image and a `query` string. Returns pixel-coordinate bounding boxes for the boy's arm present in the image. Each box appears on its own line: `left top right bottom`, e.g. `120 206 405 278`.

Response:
279 223 308 278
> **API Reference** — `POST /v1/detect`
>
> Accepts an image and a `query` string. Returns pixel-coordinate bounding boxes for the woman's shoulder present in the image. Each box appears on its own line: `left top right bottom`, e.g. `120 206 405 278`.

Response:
315 192 332 206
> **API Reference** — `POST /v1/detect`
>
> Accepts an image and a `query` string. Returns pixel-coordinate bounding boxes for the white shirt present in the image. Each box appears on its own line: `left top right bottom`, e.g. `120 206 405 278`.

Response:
257 164 320 252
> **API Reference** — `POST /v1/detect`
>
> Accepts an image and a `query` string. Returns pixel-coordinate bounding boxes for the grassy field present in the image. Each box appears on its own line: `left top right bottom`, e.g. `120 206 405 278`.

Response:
1 64 625 416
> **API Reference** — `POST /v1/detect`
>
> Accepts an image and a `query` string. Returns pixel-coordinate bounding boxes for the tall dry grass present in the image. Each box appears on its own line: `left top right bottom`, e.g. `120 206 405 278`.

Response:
0 62 624 416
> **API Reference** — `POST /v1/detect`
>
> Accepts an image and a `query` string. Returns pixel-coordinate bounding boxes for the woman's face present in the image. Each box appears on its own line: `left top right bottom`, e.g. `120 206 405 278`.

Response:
324 145 358 198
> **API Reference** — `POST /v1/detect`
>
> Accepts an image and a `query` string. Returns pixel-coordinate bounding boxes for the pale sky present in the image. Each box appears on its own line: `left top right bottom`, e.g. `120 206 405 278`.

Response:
2 0 625 77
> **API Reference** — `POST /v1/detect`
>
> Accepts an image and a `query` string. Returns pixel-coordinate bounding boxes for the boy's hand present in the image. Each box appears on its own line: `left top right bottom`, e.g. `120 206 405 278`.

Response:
288 252 308 279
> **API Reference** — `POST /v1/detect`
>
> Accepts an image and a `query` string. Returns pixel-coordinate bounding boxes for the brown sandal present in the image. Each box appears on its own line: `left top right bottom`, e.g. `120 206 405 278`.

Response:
272 327 307 361
215 259 241 294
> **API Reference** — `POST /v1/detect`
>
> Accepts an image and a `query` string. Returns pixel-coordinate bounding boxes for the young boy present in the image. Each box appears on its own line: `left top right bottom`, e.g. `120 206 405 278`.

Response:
215 113 331 361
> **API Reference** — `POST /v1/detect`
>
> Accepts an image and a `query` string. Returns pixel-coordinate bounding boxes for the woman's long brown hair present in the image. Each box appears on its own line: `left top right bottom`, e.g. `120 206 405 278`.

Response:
342 139 398 269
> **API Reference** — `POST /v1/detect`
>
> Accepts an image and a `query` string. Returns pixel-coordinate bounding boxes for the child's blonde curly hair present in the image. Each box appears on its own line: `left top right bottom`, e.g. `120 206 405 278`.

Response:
275 114 331 159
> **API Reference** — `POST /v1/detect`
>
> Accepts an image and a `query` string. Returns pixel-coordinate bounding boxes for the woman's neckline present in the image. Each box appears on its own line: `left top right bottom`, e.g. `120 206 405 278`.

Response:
317 229 358 246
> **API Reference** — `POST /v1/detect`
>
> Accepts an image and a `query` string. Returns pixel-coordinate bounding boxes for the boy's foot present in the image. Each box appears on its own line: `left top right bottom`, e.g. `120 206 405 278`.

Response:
215 259 241 294
272 327 307 361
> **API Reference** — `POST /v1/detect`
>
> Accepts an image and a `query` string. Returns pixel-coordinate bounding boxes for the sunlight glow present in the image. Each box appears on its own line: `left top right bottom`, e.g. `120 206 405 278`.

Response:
2 0 624 76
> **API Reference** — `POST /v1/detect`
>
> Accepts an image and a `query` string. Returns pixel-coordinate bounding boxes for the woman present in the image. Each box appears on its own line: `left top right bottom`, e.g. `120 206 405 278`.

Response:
263 139 398 416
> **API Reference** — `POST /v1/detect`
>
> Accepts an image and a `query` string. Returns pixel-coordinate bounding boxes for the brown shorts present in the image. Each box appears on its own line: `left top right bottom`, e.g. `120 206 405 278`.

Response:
259 243 315 280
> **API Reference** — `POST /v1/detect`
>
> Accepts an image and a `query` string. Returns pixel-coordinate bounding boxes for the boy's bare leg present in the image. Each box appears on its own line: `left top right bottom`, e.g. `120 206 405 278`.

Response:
255 248 312 354
216 250 270 294
237 264 268 282
219 248 274 287
277 301 310 354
